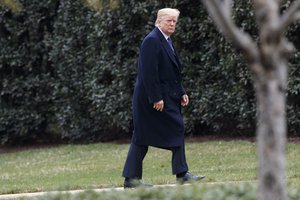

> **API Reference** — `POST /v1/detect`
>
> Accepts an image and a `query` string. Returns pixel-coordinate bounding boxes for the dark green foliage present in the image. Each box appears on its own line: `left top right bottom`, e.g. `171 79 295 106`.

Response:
174 0 256 134
0 0 60 144
0 0 300 145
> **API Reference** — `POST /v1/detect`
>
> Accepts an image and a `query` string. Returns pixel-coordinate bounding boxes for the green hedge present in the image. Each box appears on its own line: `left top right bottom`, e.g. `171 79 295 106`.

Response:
0 0 300 145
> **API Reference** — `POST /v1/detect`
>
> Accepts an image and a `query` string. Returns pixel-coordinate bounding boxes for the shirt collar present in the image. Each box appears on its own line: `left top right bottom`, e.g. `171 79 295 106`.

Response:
157 27 169 40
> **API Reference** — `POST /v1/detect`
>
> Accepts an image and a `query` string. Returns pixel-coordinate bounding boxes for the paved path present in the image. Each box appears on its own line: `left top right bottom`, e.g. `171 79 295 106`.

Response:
0 181 256 199
0 188 124 199
0 184 177 200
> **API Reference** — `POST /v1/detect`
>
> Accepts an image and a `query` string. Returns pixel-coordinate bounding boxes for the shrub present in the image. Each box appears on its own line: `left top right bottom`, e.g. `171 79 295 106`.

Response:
0 0 60 144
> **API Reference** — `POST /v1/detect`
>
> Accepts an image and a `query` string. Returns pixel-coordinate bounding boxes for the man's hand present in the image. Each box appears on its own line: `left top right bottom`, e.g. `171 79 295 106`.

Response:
181 94 189 106
153 100 164 111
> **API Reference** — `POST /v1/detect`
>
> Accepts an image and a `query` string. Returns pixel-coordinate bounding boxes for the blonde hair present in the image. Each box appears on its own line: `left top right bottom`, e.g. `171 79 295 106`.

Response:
155 8 180 26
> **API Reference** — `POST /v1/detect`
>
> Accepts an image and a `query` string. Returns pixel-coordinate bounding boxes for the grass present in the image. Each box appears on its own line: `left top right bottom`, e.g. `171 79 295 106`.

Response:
0 140 299 195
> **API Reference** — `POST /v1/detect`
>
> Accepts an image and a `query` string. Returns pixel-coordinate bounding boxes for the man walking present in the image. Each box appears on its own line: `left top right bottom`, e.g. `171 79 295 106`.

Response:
122 8 205 188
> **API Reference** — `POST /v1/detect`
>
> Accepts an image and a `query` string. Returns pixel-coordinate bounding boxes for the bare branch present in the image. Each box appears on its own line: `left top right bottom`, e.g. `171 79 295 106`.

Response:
295 11 300 20
278 0 300 33
253 0 279 28
201 0 259 64
223 0 233 19
201 0 228 32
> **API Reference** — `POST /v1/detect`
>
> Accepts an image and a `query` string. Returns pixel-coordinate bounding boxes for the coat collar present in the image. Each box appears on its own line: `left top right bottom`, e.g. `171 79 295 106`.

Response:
153 27 181 69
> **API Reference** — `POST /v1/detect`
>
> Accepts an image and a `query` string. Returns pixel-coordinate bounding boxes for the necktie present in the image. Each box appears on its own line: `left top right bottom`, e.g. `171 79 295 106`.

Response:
167 37 174 52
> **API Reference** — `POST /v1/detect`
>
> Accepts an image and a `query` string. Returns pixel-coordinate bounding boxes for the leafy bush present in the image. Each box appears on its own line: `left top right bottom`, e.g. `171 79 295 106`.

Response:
0 0 60 144
1 0 300 145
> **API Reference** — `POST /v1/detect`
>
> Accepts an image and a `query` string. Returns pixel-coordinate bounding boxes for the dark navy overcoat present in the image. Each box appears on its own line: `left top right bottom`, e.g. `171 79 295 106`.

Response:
131 27 186 148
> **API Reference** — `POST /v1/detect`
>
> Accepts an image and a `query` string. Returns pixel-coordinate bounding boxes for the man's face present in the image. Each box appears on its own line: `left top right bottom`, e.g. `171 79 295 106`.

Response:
158 15 177 36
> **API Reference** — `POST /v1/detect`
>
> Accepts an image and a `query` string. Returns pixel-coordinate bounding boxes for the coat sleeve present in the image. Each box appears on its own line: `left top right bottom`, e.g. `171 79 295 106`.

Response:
139 37 162 104
180 84 186 96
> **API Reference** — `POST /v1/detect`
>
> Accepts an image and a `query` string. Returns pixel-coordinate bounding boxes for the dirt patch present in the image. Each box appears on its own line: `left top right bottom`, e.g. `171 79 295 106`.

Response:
112 135 258 144
0 144 62 154
287 136 300 143
185 135 256 143
1 135 299 153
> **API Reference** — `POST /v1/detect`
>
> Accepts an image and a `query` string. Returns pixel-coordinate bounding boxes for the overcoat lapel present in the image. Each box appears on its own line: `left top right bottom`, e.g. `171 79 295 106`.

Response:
154 28 181 70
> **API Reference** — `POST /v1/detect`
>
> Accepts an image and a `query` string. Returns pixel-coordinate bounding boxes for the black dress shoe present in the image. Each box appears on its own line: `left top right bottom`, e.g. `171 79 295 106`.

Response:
176 172 205 184
124 178 153 189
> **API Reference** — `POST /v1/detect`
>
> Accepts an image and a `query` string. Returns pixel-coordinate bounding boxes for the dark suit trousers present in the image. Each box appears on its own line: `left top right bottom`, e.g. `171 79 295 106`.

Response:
122 143 189 179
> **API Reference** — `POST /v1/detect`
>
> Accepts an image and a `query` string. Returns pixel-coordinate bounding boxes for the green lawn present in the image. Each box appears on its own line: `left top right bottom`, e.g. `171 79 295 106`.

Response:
0 140 299 195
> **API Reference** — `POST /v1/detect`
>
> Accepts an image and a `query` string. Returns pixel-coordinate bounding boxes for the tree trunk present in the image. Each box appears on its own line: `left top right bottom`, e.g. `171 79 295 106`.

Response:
200 0 300 199
254 63 287 200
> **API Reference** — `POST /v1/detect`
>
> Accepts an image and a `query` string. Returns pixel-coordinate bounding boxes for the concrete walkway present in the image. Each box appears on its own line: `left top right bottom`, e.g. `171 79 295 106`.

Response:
0 184 178 200
0 188 123 199
0 181 256 199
